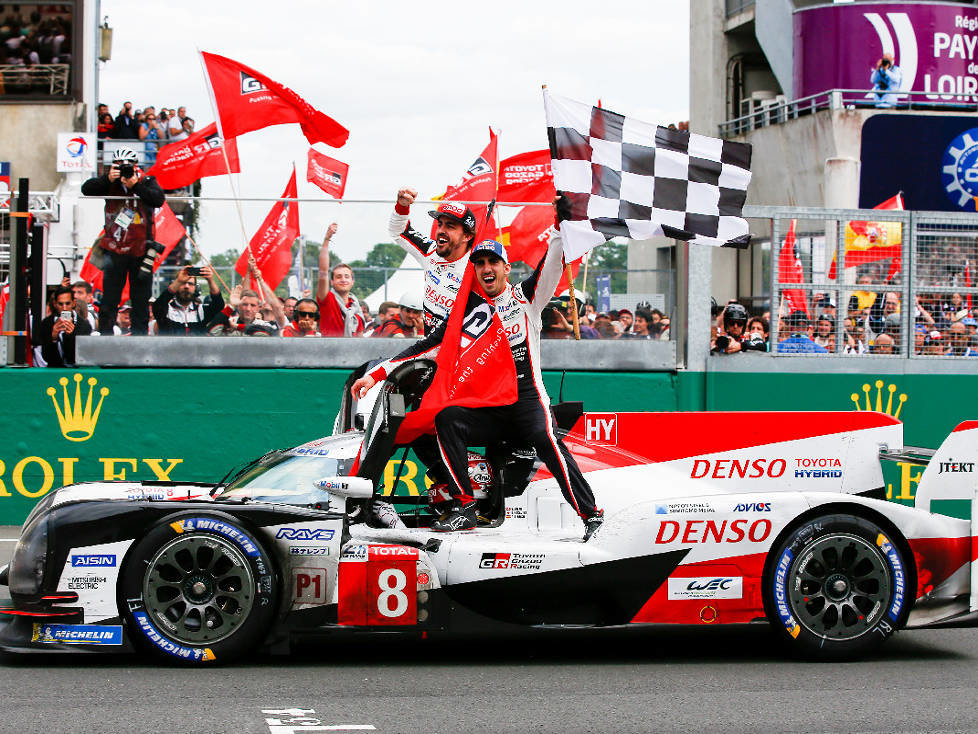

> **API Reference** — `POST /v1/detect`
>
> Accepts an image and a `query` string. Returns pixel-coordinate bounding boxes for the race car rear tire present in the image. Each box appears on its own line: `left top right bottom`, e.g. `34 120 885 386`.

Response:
765 514 911 661
119 512 278 665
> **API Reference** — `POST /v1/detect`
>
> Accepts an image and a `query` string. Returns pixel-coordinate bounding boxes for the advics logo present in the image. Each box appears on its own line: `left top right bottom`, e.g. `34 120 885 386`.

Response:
240 71 267 95
942 128 978 208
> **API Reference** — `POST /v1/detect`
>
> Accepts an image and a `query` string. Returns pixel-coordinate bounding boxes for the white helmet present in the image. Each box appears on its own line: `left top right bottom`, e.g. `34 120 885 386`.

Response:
398 291 423 311
112 147 138 163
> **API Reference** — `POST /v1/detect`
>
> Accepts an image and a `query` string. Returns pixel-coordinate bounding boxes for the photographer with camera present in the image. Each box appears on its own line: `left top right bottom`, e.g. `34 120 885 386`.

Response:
81 147 166 336
712 302 749 354
152 265 224 335
871 52 902 108
37 286 92 367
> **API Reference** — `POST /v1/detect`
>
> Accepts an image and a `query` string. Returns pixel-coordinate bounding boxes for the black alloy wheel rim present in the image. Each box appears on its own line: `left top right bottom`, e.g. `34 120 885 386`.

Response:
142 534 255 645
787 533 892 641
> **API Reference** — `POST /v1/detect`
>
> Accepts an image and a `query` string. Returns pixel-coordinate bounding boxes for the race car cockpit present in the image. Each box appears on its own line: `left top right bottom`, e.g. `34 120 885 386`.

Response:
337 360 582 529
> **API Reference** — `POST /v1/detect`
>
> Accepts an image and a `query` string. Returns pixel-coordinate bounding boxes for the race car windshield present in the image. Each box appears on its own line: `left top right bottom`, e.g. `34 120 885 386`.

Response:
216 451 351 505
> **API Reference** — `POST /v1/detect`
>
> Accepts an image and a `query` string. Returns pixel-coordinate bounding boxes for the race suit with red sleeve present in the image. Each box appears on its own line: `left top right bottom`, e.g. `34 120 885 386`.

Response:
369 229 599 519
388 205 468 333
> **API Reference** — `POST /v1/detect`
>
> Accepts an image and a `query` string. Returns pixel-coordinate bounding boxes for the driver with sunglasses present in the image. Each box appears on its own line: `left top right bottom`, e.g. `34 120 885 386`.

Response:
281 298 322 337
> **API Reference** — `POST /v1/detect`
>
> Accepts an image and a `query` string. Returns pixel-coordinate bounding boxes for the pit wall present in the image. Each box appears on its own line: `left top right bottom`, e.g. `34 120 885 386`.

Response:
0 367 961 525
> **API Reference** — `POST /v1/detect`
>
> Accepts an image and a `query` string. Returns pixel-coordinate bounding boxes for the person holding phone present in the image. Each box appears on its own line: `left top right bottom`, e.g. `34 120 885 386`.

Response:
152 265 224 335
37 286 92 367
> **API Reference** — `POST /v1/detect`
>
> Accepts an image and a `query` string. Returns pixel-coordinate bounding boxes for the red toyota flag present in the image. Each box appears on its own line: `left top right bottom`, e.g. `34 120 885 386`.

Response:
828 193 904 280
434 129 499 238
201 51 349 148
146 123 240 189
778 219 809 318
306 148 349 199
500 206 579 295
80 204 187 303
497 150 554 203
235 169 299 290
395 263 518 444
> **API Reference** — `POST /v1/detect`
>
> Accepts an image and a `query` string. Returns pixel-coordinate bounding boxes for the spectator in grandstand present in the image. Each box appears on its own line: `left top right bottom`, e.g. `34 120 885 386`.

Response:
946 320 978 356
208 285 261 335
81 146 165 336
139 110 162 164
282 297 297 322
245 322 278 336
281 298 321 337
747 316 768 340
813 314 834 350
922 331 945 355
316 223 364 337
114 102 138 139
872 332 897 355
626 308 655 340
541 298 575 339
778 310 827 353
848 274 877 315
114 304 132 336
871 52 902 108
71 280 98 331
374 292 424 338
913 324 927 355
153 266 224 335
172 117 194 142
167 111 186 141
595 318 618 339
97 112 114 139
38 286 92 367
365 301 399 336
617 308 634 335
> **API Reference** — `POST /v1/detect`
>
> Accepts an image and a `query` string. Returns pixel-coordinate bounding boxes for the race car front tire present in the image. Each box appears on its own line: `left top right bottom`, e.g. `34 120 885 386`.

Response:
118 512 278 665
765 514 911 661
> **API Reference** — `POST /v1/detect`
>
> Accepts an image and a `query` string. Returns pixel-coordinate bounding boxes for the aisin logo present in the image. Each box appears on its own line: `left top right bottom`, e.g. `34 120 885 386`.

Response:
47 373 109 442
850 379 907 420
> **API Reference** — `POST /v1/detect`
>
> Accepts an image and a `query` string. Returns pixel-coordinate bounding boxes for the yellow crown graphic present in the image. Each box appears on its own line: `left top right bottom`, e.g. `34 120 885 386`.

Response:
47 373 109 442
850 379 907 420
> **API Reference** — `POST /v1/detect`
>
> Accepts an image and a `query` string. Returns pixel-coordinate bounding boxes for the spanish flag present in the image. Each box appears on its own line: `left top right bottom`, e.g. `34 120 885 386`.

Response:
827 193 904 280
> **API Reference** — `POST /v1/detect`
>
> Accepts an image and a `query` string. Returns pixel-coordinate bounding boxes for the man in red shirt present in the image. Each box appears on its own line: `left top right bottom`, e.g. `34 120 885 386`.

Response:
281 298 321 337
315 222 364 337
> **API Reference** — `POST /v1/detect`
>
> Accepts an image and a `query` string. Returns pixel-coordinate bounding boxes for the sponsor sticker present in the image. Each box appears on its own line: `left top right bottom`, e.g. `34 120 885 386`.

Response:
66 575 107 590
773 547 801 638
690 458 787 479
341 544 368 560
479 552 545 570
505 507 527 520
276 527 335 541
71 554 117 567
655 502 714 515
169 518 260 557
584 414 617 445
655 518 773 544
667 576 743 600
877 533 906 622
289 546 329 556
133 610 215 661
294 569 328 605
32 623 123 645
732 502 771 512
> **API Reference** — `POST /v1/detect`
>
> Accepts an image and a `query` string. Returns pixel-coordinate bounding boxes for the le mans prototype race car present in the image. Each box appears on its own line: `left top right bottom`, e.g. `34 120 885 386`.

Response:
2 361 977 664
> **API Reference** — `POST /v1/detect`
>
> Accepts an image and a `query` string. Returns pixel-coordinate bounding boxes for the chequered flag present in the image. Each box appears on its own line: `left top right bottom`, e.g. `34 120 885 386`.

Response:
543 91 752 260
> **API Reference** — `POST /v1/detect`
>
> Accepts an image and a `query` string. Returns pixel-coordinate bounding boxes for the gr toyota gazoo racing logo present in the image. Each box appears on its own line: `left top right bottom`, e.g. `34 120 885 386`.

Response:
942 127 978 208
240 71 267 95
479 553 545 570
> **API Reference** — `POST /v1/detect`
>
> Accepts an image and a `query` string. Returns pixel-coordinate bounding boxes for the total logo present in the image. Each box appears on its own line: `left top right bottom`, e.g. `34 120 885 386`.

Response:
64 137 88 158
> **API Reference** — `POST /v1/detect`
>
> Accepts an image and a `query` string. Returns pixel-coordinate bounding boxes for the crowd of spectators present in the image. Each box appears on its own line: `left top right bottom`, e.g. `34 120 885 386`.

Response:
97 102 194 151
711 263 978 356
1 7 71 71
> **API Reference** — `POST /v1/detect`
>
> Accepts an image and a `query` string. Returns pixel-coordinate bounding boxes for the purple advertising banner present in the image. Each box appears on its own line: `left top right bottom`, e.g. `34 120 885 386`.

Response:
795 2 978 101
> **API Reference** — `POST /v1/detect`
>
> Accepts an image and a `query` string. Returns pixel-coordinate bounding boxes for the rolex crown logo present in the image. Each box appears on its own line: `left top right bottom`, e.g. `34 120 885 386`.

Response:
47 373 109 442
850 379 907 420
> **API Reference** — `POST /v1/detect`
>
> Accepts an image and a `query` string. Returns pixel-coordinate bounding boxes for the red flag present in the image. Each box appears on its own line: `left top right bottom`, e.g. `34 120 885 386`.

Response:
235 169 299 290
201 51 349 148
0 280 8 327
828 193 904 279
966 261 972 310
778 219 809 318
394 263 518 444
306 148 349 199
497 150 554 203
80 204 187 302
500 206 578 295
146 123 240 189
435 129 499 238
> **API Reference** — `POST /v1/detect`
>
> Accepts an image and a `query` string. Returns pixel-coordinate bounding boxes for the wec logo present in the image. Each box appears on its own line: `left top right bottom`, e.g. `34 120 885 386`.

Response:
276 528 335 541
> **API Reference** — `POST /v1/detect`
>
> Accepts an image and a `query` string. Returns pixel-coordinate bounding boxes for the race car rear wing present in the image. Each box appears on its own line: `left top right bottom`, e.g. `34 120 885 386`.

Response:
879 445 935 465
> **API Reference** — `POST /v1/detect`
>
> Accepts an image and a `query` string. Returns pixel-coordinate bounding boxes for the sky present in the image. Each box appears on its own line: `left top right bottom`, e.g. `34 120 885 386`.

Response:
98 0 690 262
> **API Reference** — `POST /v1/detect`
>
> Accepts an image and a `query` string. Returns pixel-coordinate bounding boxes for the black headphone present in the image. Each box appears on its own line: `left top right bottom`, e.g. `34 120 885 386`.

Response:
292 298 320 328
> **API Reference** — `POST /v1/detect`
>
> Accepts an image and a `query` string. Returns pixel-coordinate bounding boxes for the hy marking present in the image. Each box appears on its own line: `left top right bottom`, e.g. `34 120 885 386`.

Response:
262 708 375 733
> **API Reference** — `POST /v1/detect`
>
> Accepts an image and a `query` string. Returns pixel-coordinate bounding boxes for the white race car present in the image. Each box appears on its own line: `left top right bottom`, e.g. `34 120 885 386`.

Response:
1 362 975 663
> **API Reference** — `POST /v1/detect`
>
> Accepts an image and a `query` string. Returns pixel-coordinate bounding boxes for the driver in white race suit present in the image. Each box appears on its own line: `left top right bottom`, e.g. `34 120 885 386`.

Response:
353 216 604 541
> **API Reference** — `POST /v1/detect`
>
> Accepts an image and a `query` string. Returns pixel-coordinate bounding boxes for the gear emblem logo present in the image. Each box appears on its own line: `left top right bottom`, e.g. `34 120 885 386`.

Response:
941 128 978 209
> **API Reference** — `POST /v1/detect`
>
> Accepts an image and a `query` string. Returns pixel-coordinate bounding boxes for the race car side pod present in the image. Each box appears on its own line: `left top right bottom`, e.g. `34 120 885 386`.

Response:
906 420 978 612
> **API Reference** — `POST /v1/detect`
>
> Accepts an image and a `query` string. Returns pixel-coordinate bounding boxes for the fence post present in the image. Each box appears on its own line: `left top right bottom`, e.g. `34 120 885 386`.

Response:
770 217 781 351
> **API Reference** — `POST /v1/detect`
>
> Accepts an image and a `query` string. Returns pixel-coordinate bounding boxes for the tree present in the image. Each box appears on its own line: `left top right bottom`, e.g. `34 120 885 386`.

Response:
581 241 627 296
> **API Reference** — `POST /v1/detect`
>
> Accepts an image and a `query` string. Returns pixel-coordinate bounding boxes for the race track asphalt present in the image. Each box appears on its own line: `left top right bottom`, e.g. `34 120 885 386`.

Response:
1 525 976 734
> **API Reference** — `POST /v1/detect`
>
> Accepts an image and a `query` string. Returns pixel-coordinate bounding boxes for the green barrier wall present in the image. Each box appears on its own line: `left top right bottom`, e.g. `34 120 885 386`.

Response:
0 368 679 524
0 367 963 524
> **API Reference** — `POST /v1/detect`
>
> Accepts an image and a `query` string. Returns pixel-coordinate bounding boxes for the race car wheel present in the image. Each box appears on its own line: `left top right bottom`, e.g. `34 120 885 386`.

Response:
119 513 278 664
765 514 911 660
